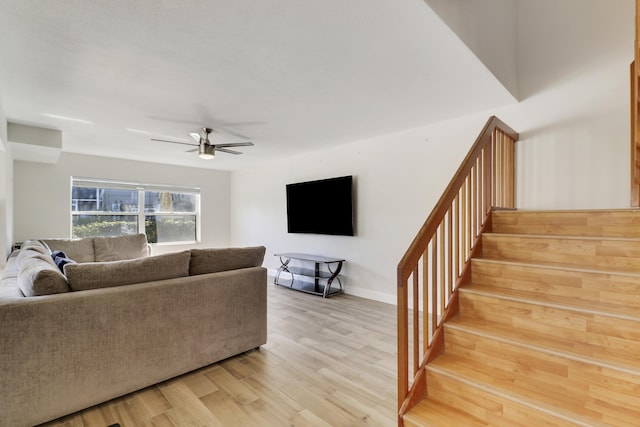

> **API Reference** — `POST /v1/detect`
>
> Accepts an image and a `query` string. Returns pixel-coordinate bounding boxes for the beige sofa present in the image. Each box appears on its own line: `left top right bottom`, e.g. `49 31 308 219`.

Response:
0 235 267 427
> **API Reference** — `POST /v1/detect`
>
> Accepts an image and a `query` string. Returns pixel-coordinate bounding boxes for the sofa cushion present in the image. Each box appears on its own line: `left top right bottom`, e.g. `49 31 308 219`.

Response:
189 246 266 276
93 234 149 262
64 250 190 291
42 237 95 263
16 249 70 297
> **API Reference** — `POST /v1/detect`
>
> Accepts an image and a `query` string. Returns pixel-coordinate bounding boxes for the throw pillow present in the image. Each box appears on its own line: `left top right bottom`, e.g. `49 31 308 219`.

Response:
42 237 96 263
93 234 150 262
189 246 266 276
51 250 77 273
64 250 190 291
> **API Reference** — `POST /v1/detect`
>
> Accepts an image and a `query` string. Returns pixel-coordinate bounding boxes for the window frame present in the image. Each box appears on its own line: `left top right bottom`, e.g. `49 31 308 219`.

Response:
71 177 201 245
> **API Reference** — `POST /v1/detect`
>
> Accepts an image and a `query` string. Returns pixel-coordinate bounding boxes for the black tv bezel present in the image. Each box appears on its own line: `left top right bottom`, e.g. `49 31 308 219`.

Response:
286 175 355 236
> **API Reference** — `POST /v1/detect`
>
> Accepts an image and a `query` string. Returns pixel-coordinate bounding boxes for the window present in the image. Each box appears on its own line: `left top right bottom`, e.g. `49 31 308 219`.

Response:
71 178 200 244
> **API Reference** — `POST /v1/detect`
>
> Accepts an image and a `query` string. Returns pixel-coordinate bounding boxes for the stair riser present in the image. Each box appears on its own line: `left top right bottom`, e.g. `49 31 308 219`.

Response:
492 210 640 237
471 260 640 308
481 234 640 271
443 327 640 421
425 369 578 427
458 291 640 360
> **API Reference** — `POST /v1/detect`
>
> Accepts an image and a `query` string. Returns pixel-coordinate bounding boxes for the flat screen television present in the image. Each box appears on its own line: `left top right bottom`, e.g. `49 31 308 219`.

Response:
286 175 354 236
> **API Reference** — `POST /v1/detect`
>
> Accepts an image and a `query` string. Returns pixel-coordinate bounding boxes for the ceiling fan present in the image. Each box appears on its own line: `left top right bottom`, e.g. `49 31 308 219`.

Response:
151 127 254 159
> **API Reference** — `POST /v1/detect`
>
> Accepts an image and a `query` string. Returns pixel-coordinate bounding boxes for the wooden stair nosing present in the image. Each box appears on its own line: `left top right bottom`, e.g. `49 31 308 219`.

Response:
470 258 640 311
425 364 610 427
483 232 640 243
437 328 640 425
446 315 640 373
472 256 640 279
403 399 487 427
459 285 640 323
444 321 640 378
491 209 640 237
480 233 640 272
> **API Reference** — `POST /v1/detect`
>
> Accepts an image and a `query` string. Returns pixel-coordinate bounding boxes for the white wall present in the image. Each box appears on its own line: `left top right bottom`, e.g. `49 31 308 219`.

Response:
505 0 633 209
230 0 634 303
0 100 12 265
424 0 519 100
231 114 489 303
13 153 230 254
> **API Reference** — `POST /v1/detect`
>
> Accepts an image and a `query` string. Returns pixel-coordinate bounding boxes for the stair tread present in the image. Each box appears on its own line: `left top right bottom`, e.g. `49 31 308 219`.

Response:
445 315 640 374
473 256 640 278
460 283 640 320
427 352 637 425
480 257 640 275
478 254 640 275
483 232 640 242
480 232 640 273
492 209 640 238
404 399 488 427
425 363 611 427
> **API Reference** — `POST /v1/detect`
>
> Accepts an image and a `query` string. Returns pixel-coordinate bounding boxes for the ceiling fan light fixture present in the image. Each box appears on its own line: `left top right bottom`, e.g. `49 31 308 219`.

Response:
199 144 215 159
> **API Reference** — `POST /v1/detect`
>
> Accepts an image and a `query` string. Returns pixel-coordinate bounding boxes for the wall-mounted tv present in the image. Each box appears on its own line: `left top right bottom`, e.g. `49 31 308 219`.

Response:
286 175 355 236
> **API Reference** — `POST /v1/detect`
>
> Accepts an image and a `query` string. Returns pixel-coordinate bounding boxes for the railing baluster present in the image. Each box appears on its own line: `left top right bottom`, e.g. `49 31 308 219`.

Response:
474 162 479 238
470 165 476 241
422 248 429 346
500 131 505 205
397 278 408 411
493 130 499 206
486 148 490 215
454 194 460 280
447 209 453 295
509 135 515 207
430 237 437 351
412 265 419 376
466 176 471 260
439 223 445 316
461 185 467 265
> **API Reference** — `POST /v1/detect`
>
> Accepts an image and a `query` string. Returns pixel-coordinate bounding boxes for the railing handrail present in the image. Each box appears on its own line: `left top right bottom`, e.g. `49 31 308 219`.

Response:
397 116 518 284
396 116 519 423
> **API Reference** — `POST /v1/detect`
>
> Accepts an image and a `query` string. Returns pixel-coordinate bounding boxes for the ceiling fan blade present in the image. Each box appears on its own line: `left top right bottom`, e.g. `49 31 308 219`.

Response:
185 148 198 153
215 147 243 155
214 142 254 148
150 138 198 147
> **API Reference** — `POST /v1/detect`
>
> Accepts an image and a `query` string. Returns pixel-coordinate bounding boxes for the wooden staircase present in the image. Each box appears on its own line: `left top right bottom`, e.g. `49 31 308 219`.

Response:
403 209 640 427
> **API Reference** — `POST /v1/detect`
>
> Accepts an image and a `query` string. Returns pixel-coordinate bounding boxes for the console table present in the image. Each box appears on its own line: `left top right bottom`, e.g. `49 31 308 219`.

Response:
274 253 345 298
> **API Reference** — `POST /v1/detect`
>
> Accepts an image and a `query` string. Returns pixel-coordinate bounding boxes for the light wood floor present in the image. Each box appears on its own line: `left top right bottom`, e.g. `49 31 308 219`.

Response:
39 282 397 427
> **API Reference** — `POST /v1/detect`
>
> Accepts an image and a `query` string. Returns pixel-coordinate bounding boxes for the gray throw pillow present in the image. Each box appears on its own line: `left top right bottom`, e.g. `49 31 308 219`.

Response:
42 237 96 263
93 234 149 262
64 250 190 291
189 246 266 276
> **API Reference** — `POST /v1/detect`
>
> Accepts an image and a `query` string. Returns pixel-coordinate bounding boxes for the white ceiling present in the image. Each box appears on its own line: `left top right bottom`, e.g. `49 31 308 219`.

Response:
0 0 516 170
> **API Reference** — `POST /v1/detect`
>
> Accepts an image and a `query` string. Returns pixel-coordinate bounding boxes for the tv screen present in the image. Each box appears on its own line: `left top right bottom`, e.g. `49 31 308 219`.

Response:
286 175 354 236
